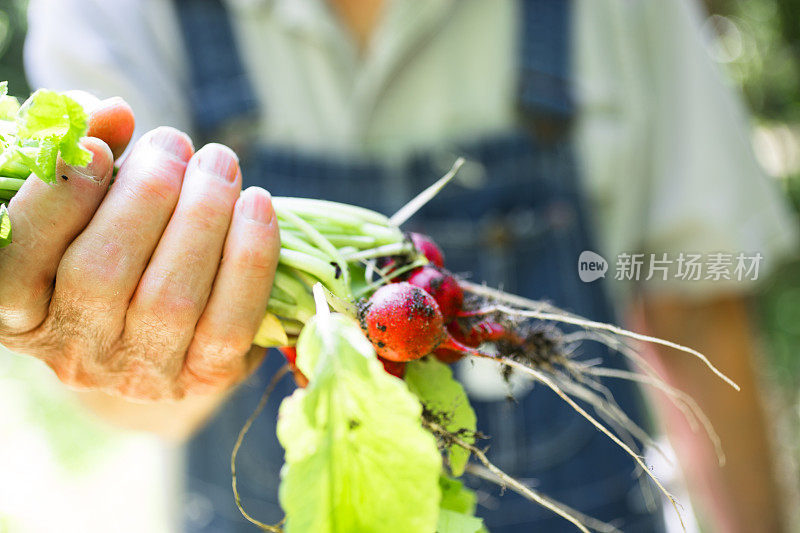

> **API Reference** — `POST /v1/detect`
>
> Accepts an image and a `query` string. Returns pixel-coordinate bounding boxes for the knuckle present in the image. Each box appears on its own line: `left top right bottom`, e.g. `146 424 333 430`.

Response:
60 238 127 288
183 331 251 388
225 244 276 279
118 133 189 207
0 298 45 336
181 196 233 235
45 348 93 390
194 322 254 359
182 358 240 391
133 272 202 332
122 165 183 207
109 344 185 400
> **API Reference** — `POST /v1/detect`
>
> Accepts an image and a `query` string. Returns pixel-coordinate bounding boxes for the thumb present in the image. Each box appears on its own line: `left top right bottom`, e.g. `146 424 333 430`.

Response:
0 137 114 333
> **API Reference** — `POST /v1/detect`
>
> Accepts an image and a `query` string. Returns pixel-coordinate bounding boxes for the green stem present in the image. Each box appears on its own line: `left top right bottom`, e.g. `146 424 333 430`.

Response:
279 230 330 261
277 208 351 298
278 249 348 299
273 268 316 320
0 176 24 192
343 242 414 262
0 155 32 180
353 257 428 299
267 298 312 323
273 197 391 226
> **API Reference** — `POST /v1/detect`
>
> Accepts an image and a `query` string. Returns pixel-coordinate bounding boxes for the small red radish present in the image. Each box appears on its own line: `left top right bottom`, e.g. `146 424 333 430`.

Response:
407 266 463 322
473 321 507 343
360 282 445 362
379 357 407 379
278 346 298 366
278 346 308 388
410 232 445 267
434 320 510 364
433 348 463 364
434 322 477 364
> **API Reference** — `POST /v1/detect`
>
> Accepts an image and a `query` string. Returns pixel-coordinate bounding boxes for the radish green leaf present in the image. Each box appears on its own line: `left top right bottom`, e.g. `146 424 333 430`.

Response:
277 313 442 533
406 357 477 476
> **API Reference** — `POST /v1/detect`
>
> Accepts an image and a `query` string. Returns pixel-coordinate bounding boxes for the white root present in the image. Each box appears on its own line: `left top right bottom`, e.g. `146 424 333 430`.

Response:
484 355 687 531
231 365 290 532
560 330 665 383
563 330 716 453
423 420 599 533
554 372 671 464
584 366 726 466
460 283 739 392
464 464 622 533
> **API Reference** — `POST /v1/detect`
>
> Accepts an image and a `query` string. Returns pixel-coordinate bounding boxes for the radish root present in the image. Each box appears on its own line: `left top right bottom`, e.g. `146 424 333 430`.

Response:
231 364 290 532
459 281 740 391
422 418 613 533
479 355 688 531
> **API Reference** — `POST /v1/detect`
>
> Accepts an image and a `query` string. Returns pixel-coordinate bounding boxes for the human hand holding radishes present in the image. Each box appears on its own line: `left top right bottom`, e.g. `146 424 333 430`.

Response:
0 93 281 401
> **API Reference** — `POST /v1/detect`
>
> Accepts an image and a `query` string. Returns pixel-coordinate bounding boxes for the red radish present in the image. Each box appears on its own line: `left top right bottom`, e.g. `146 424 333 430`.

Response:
434 320 512 364
278 346 308 388
360 282 446 362
433 348 463 364
473 321 507 343
434 322 479 364
379 357 407 379
376 256 399 272
407 266 463 322
278 346 298 366
410 232 445 267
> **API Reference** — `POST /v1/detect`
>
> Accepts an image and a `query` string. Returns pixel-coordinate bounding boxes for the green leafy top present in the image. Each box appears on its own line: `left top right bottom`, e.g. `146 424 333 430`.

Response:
276 312 443 533
406 357 477 476
0 82 20 121
13 89 92 181
437 476 485 533
1 84 91 183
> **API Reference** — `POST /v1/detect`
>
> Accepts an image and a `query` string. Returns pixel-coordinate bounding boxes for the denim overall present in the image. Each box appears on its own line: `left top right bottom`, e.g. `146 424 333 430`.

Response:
175 1 665 531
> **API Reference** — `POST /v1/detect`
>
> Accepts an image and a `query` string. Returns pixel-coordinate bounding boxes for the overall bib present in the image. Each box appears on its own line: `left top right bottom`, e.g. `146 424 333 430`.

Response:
175 1 666 531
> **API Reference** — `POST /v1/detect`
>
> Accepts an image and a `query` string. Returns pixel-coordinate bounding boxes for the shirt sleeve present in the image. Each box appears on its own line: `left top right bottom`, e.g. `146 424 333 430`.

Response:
24 0 194 141
578 0 798 300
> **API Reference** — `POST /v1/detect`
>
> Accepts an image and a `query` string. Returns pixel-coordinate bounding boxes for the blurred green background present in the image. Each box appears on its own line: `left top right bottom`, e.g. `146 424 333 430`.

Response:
0 0 797 531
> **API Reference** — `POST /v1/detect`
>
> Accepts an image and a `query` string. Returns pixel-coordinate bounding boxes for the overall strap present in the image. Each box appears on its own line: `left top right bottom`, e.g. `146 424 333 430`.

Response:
173 0 574 140
518 0 574 121
173 0 259 140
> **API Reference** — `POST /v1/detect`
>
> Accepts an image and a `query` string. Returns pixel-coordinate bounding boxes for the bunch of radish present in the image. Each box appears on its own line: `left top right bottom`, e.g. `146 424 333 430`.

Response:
1 84 741 532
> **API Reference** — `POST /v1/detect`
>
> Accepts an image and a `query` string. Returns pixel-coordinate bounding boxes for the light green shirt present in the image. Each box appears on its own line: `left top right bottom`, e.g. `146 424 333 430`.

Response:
25 0 797 298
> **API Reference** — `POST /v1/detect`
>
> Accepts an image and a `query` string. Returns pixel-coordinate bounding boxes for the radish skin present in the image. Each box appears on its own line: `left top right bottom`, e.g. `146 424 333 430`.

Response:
360 282 445 362
407 266 463 322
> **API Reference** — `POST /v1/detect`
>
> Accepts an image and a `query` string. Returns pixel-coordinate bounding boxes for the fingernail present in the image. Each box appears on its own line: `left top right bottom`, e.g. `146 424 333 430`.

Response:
197 143 239 183
147 127 193 161
241 188 273 224
64 141 112 182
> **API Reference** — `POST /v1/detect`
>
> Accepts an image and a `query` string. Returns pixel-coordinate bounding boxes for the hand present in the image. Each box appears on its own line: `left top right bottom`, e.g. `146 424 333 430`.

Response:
0 95 280 401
